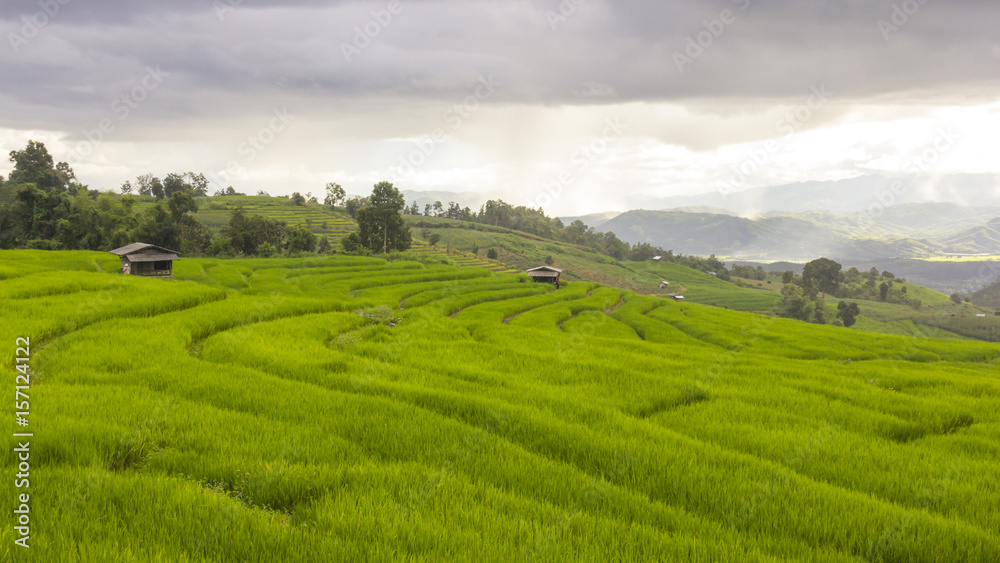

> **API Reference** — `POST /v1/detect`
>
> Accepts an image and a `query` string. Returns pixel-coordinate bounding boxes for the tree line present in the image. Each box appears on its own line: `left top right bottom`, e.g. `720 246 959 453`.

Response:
0 141 326 257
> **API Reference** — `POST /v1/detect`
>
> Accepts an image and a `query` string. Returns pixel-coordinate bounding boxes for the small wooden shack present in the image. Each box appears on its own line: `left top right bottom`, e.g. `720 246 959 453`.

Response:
527 266 562 285
658 281 670 289
109 243 179 277
667 293 684 302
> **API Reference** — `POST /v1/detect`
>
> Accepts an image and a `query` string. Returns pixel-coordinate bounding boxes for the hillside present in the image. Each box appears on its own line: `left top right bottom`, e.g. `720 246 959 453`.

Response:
594 206 1000 262
971 278 1000 310
2 250 999 560
140 195 357 244
556 211 622 229
404 215 783 311
939 218 1000 254
404 215 1000 340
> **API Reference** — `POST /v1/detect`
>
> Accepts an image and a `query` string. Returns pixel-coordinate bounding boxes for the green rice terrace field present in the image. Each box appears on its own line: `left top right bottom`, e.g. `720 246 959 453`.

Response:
140 196 357 243
2 250 999 561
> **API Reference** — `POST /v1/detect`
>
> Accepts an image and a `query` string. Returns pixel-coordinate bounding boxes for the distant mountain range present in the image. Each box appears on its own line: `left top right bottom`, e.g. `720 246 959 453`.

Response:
396 173 1000 263
593 205 1000 262
622 174 1000 215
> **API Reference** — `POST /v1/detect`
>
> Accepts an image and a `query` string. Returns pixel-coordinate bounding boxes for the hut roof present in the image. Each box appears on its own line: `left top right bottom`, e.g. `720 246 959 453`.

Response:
127 253 180 263
109 243 180 261
526 266 562 277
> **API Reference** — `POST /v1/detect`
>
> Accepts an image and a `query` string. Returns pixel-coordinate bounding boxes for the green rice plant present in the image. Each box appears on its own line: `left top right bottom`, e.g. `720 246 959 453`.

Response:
2 249 999 562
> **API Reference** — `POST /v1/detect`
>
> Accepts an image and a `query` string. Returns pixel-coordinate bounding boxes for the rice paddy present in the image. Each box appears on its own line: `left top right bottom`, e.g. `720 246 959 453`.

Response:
1 249 998 561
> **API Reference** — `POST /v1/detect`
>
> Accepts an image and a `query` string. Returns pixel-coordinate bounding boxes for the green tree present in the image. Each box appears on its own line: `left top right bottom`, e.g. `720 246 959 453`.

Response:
291 192 306 206
186 172 209 197
427 233 441 247
782 271 794 284
167 191 198 221
324 183 346 207
487 248 499 260
8 141 74 192
356 181 411 253
837 301 861 327
950 293 963 304
223 205 288 255
630 242 656 262
344 196 369 218
781 283 813 321
163 173 187 198
134 203 181 250
287 225 316 253
803 258 843 297
813 301 826 324
879 282 890 302
341 231 364 253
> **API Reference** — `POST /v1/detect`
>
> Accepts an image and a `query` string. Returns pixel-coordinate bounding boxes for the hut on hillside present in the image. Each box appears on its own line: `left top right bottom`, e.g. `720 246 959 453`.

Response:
527 266 562 285
667 293 684 302
109 243 179 277
658 281 670 289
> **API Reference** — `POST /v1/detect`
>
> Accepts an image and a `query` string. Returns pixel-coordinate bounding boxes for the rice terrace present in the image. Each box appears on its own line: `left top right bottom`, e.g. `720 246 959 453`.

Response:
2 246 999 561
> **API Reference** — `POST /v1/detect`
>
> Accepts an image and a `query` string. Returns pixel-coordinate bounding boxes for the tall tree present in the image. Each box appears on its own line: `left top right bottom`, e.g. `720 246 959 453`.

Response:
7 141 71 192
163 173 187 198
357 181 411 253
802 257 843 297
324 182 346 207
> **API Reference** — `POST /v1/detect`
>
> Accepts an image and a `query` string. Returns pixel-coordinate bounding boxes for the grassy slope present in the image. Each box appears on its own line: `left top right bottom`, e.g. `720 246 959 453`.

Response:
406 216 1000 340
405 215 782 311
729 273 1000 342
2 250 999 561
140 195 356 243
971 280 1000 310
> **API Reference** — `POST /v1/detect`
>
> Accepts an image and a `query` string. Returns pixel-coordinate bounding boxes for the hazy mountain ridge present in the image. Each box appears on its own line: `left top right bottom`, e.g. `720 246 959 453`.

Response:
631 174 1000 215
396 175 1000 263
598 205 1000 262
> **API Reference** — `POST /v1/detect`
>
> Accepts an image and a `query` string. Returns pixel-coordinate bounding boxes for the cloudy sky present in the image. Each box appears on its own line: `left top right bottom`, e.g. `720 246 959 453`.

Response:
1 0 998 215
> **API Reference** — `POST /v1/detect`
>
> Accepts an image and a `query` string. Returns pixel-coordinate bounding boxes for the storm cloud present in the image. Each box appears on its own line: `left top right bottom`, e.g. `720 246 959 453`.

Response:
1 0 998 213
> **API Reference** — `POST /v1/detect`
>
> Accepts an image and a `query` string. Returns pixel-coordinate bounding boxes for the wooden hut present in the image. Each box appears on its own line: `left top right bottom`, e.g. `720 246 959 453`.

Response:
109 243 179 277
527 266 562 285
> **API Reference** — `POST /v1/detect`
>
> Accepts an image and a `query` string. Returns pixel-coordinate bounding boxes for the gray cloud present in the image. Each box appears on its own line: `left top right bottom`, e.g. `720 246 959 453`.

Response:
1 0 998 204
